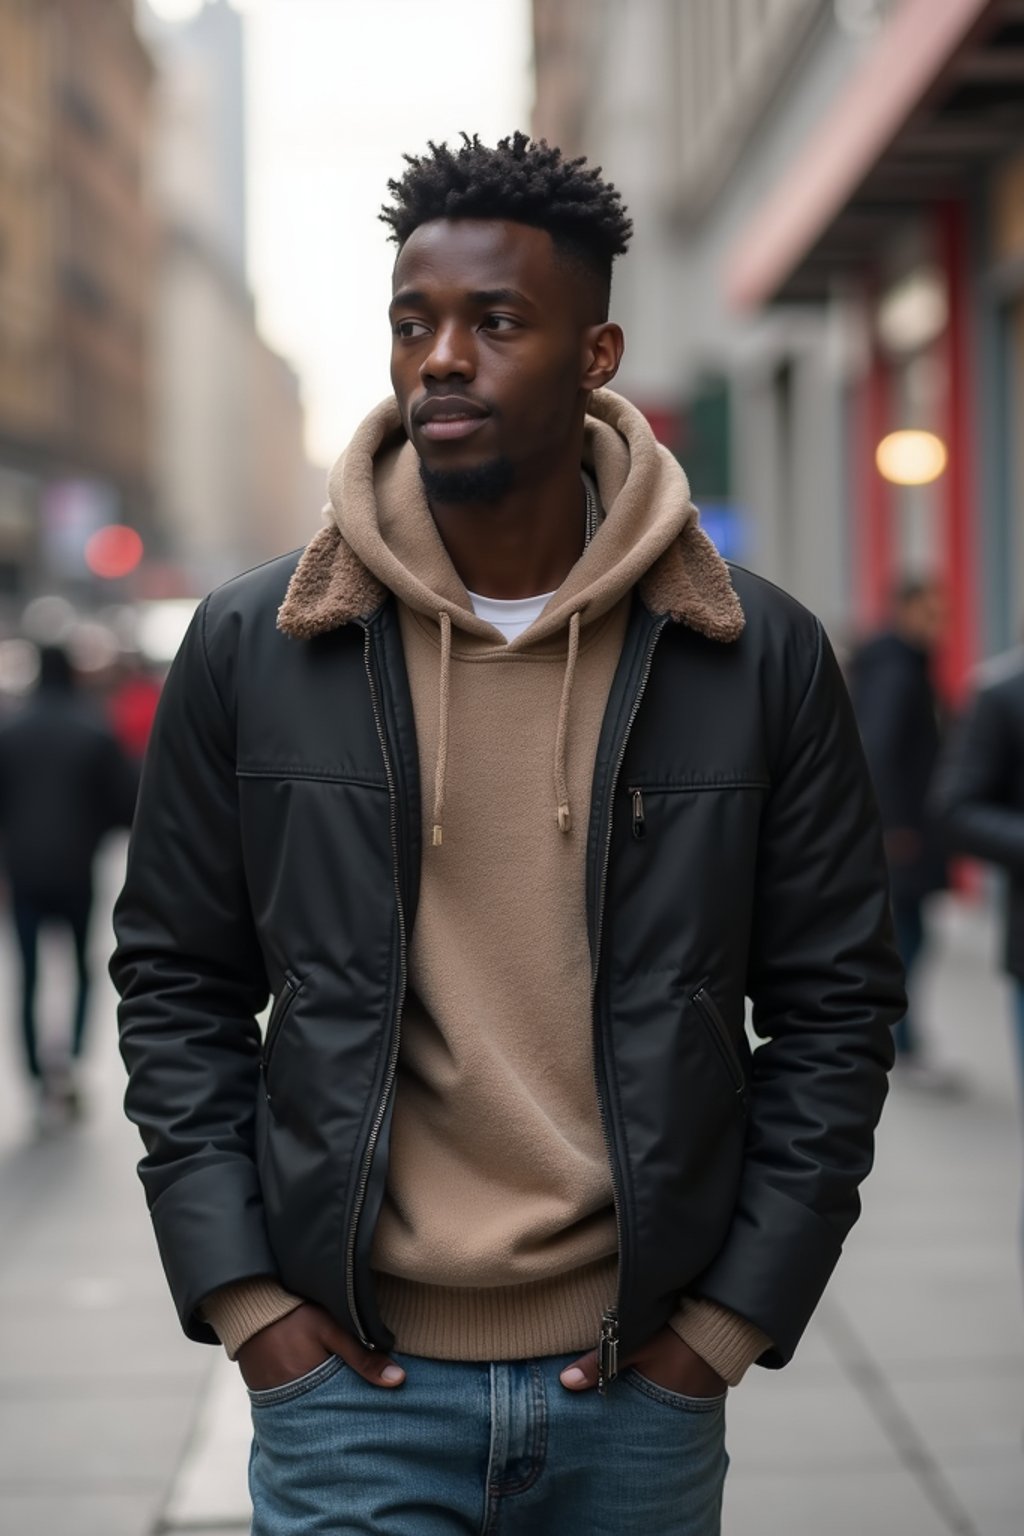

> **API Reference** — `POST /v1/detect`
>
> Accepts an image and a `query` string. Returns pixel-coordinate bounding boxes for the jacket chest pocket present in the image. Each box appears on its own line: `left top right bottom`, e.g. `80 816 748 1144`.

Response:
626 778 769 841
262 970 302 1075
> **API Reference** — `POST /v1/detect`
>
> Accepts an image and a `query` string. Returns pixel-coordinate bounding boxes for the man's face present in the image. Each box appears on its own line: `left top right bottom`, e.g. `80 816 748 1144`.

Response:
389 219 608 497
901 586 948 649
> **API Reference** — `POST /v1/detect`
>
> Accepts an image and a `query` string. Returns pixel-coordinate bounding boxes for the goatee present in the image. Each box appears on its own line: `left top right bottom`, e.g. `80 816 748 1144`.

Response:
419 456 514 506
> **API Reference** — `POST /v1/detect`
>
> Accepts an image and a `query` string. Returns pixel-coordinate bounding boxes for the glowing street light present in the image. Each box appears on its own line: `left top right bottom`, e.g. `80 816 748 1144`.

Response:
85 525 144 580
875 430 948 487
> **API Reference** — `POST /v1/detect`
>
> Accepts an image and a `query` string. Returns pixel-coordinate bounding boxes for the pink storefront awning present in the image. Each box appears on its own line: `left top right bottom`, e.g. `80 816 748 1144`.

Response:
725 0 999 311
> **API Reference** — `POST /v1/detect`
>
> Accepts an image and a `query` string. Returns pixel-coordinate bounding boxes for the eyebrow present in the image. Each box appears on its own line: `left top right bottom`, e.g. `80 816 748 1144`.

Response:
389 289 428 314
467 287 533 309
389 286 533 315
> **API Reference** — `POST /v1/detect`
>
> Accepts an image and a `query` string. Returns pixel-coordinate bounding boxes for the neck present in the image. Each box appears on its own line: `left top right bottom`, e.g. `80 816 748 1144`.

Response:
894 620 927 651
428 458 587 600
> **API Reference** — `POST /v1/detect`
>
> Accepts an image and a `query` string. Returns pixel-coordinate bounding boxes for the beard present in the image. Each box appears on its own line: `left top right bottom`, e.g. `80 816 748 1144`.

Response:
418 455 515 506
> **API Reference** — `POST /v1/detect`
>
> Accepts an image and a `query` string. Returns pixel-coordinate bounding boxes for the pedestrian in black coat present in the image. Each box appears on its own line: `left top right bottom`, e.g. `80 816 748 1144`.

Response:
848 581 948 1065
0 644 136 1112
933 649 1024 1100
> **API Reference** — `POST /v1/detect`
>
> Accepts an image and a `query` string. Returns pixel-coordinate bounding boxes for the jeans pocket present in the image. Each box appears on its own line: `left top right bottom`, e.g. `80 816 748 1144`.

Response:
247 1353 344 1408
622 1367 728 1413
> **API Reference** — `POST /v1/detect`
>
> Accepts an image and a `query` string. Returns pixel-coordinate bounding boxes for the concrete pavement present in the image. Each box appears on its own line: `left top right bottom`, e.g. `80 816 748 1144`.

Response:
0 845 1020 1534
0 840 210 1536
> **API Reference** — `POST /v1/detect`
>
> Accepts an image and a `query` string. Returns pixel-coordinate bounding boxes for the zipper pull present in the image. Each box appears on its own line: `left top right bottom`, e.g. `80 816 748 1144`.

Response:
597 1307 620 1394
630 788 645 841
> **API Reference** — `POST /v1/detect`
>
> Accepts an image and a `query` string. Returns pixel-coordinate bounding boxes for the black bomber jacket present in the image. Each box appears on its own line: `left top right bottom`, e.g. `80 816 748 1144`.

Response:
111 536 904 1377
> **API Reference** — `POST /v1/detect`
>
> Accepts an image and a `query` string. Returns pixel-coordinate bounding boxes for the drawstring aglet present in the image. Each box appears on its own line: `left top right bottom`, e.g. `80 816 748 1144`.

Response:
432 824 444 847
553 610 581 838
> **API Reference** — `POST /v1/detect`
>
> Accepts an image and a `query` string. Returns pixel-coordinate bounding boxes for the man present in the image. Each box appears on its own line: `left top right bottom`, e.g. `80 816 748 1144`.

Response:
113 134 903 1535
934 649 1024 1114
0 644 135 1120
848 580 948 1073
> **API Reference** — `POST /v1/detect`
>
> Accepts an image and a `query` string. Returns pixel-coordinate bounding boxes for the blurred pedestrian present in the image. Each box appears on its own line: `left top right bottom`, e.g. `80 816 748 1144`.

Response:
0 644 136 1119
848 580 952 1081
113 134 903 1536
933 648 1024 1116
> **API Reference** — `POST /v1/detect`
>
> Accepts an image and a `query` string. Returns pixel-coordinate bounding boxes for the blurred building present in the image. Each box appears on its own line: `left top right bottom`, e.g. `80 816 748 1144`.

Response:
534 0 1024 695
0 0 154 601
140 0 320 589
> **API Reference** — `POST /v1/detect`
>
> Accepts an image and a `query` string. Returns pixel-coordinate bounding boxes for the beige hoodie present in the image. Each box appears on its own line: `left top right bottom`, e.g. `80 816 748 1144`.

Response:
204 390 769 1383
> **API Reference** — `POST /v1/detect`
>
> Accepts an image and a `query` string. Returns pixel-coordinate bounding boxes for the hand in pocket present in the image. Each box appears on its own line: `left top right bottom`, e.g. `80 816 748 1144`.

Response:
237 1302 406 1391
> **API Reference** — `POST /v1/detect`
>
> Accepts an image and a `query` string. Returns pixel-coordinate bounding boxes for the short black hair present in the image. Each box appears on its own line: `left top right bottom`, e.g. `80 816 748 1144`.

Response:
894 577 939 608
380 132 633 317
37 644 73 691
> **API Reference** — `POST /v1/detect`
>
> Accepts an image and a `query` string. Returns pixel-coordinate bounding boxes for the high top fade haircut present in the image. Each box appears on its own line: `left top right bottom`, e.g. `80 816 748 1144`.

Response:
380 131 633 320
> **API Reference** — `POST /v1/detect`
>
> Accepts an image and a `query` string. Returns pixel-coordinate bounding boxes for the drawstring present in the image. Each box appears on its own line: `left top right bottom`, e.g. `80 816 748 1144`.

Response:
432 610 452 846
431 605 581 847
554 610 581 834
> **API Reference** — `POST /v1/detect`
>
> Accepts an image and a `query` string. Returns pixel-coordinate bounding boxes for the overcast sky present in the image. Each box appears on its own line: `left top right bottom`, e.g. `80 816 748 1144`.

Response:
147 0 533 467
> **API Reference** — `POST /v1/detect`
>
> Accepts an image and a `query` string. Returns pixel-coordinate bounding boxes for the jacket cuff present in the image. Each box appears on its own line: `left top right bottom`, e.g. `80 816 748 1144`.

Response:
200 1277 304 1360
668 1297 772 1386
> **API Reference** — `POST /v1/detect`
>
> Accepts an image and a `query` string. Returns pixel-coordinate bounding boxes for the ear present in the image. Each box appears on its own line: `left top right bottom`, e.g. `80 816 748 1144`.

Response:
580 322 624 392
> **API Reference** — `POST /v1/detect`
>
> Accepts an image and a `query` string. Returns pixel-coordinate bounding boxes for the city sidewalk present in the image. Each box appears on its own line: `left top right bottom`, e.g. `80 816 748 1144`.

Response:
0 847 1020 1534
0 842 210 1536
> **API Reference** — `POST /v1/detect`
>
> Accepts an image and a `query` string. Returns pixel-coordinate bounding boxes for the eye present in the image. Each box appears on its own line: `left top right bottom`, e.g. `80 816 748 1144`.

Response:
394 319 430 339
480 314 519 332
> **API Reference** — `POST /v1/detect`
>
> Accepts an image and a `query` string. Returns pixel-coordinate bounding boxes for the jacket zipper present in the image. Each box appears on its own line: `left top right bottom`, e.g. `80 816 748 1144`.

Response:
591 615 667 1390
630 787 645 840
262 971 299 1075
692 985 746 1099
598 1305 620 1390
343 625 409 1349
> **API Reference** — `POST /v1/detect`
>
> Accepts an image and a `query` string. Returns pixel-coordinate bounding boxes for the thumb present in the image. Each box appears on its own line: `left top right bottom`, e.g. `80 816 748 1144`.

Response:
559 1348 598 1392
322 1321 406 1388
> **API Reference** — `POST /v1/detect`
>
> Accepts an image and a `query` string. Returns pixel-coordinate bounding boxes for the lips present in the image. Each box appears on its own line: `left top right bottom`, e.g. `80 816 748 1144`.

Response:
413 396 491 442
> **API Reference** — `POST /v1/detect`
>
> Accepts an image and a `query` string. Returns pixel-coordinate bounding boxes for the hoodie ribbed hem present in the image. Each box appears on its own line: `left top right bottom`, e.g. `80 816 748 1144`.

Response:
669 1297 772 1386
375 1256 618 1360
201 1277 304 1361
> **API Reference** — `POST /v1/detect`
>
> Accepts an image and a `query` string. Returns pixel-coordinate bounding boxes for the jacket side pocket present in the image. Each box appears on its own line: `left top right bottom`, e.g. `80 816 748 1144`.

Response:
691 984 747 1103
262 971 301 1076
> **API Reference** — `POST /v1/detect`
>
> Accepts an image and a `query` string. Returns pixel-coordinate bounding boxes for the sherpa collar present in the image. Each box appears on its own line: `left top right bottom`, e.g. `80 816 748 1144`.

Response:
277 391 744 645
277 517 743 643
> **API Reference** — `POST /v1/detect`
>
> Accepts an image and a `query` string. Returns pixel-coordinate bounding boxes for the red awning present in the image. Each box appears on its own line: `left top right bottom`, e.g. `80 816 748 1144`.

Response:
725 0 999 311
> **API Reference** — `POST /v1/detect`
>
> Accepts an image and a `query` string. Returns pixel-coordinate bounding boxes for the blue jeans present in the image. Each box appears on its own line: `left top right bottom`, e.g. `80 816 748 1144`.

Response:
11 884 92 1080
248 1351 728 1535
891 894 926 1057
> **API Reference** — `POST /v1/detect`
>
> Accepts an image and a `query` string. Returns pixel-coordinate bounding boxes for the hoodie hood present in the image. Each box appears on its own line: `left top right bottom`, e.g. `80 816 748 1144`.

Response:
277 389 744 647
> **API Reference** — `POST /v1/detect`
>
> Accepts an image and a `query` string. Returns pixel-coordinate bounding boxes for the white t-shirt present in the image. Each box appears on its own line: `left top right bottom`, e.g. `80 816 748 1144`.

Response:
466 589 556 643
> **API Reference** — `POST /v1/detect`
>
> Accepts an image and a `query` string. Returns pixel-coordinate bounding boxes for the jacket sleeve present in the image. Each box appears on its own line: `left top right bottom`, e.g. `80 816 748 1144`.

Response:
932 686 1024 872
692 619 904 1367
110 598 278 1343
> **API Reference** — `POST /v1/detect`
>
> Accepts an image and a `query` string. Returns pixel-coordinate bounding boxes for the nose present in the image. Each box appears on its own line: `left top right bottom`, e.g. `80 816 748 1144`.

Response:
421 320 475 384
